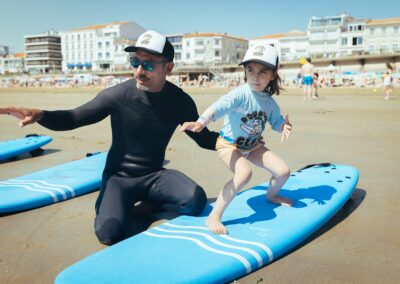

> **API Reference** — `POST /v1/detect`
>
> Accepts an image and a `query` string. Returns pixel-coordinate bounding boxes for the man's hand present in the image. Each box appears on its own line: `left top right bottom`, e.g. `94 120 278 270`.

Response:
180 121 204 132
280 115 292 143
0 107 44 127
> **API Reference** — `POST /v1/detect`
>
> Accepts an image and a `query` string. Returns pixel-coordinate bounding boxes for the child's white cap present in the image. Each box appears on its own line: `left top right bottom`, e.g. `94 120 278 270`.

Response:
239 44 278 70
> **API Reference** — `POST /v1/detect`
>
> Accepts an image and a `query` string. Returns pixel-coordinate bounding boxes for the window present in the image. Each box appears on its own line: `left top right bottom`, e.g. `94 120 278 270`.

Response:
106 52 110 58
215 50 220 56
370 28 375 35
394 27 399 34
352 37 363 46
382 27 386 34
195 40 204 46
98 52 102 59
215 39 220 45
342 38 348 46
393 43 398 51
106 41 110 48
186 53 190 59
98 42 102 48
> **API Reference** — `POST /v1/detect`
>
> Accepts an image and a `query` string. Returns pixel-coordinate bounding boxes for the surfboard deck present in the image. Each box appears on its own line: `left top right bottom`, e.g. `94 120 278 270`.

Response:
55 163 359 284
0 152 107 214
0 135 52 160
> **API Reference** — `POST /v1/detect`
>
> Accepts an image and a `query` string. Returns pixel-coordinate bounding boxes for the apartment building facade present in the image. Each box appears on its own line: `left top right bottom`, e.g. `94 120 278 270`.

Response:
182 33 248 66
365 18 400 54
251 14 400 62
60 21 145 72
0 53 25 75
24 30 62 73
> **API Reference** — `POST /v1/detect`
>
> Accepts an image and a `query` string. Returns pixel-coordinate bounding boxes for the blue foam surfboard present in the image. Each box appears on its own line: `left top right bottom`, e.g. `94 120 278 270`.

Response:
55 163 358 284
0 135 52 160
0 152 107 213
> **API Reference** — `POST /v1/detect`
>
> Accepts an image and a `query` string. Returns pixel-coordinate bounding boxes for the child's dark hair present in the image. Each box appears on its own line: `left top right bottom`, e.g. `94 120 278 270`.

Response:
243 64 284 96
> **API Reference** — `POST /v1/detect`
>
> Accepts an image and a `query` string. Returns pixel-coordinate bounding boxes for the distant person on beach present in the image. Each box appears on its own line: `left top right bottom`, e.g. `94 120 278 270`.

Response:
0 30 219 245
301 57 314 101
313 72 319 98
383 63 395 100
180 44 293 235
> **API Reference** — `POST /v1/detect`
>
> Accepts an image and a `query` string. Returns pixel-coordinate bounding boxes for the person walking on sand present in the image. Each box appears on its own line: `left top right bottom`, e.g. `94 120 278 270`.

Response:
180 44 292 235
301 57 314 101
0 30 219 245
383 63 395 100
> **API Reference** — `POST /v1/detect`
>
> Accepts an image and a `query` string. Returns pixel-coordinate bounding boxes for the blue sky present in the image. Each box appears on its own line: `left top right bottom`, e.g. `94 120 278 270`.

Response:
1 0 399 52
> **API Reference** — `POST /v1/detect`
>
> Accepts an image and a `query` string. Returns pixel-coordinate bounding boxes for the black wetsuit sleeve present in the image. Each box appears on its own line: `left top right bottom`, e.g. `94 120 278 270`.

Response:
38 110 78 130
179 91 218 150
38 89 112 131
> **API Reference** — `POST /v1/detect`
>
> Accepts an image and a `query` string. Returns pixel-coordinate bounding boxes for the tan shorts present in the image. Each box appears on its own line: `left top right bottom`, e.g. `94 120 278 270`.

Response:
216 136 264 157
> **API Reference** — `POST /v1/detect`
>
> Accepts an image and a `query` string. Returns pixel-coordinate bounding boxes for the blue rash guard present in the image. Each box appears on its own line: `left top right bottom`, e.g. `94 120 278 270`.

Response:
197 83 285 150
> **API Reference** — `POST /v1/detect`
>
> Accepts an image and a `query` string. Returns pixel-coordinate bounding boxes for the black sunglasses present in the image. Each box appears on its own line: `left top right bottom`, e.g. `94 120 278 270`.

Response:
130 57 166 72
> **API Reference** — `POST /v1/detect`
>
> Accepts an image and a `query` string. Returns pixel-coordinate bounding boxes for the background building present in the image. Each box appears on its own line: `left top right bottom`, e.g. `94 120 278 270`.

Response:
365 18 400 54
24 30 62 73
0 53 25 75
182 33 248 66
60 21 145 72
167 34 184 66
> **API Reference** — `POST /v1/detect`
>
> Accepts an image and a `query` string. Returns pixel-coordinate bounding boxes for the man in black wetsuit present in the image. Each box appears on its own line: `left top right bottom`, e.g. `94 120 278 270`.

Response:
0 30 218 245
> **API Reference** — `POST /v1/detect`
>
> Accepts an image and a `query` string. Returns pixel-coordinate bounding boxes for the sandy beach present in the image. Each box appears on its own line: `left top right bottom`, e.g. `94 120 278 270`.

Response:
0 85 399 284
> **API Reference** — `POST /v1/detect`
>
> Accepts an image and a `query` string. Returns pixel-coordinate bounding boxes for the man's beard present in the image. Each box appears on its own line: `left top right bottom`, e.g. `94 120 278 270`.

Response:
135 74 150 91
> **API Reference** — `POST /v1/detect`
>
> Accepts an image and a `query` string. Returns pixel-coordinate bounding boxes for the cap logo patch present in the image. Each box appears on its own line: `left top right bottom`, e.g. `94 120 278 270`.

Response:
140 34 152 45
253 46 266 57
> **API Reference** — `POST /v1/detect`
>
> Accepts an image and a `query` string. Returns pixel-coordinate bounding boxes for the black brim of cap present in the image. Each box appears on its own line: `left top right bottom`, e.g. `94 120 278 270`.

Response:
239 60 277 70
124 46 162 56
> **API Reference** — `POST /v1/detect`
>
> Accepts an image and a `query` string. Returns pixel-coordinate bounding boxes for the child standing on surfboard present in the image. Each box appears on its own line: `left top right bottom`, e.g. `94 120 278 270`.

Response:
180 44 292 234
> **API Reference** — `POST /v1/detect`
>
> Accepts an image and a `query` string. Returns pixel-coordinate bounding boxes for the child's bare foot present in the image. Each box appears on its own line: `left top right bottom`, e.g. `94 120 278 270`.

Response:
268 195 293 207
206 214 228 235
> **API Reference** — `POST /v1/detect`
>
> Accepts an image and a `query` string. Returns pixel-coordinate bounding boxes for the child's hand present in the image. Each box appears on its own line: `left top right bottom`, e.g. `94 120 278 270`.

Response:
280 115 292 143
180 121 204 132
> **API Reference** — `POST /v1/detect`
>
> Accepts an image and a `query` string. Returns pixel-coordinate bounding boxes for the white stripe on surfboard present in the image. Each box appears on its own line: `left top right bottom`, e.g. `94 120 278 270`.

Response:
0 182 58 202
144 231 252 273
164 223 274 262
154 227 263 267
1 180 68 200
8 179 75 197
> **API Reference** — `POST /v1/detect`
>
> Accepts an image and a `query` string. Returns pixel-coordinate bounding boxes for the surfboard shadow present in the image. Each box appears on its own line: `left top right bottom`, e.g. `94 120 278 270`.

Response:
222 185 338 226
286 187 366 254
0 148 60 164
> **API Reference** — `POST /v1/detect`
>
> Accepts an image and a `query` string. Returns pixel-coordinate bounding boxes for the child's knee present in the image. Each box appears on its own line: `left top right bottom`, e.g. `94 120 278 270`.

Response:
274 166 290 181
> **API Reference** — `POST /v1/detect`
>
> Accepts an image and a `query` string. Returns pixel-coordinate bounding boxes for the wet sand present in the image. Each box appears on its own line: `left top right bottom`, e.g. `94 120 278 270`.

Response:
0 86 399 283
